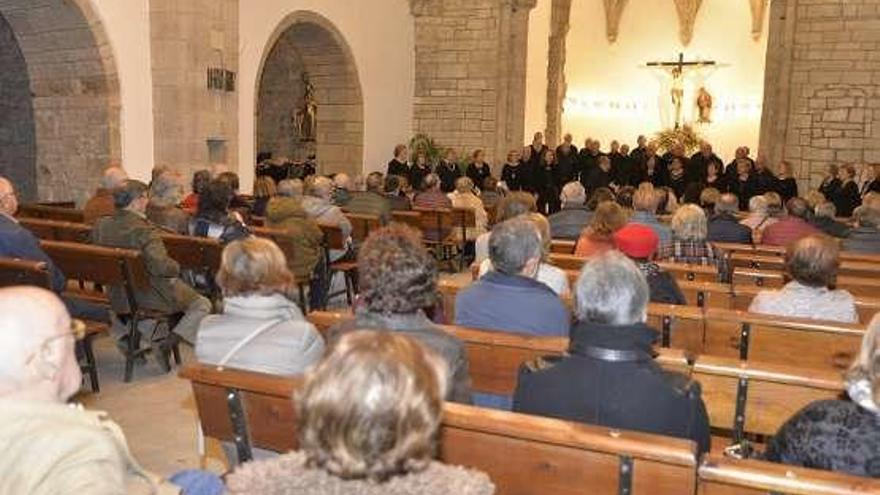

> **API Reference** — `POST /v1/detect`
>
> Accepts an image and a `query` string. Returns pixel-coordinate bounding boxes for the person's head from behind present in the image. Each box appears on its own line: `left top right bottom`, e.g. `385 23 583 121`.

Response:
748 195 768 215
196 179 233 219
359 224 437 314
482 176 498 193
421 173 441 192
101 166 128 191
671 204 707 242
216 238 295 299
633 183 659 213
614 224 659 263
785 197 811 220
298 330 447 482
575 251 649 325
489 217 543 278
526 212 552 260
0 177 18 216
455 177 474 195
113 180 149 214
560 181 587 207
253 176 277 199
590 201 628 238
616 186 636 209
586 187 615 211
840 163 857 182
494 191 537 222
307 176 334 201
814 201 837 220
333 173 352 191
277 178 304 198
385 175 402 195
785 234 839 289
191 169 211 195
854 206 880 229
365 172 384 193
700 188 721 211
149 170 184 208
715 193 739 216
805 190 826 210
216 171 241 193
0 287 80 402
847 313 880 407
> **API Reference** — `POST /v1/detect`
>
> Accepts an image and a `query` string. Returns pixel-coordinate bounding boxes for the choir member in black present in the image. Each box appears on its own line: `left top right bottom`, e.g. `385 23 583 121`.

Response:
578 139 605 188
555 133 579 185
818 164 841 201
861 163 880 197
436 148 461 193
705 160 726 192
729 159 758 211
832 163 862 217
527 132 548 172
688 142 723 185
387 144 410 177
584 155 615 197
535 149 561 215
661 143 691 182
630 135 649 165
302 154 318 178
466 149 492 191
724 147 755 178
519 145 536 192
639 143 666 187
667 158 688 200
608 140 627 183
752 157 779 196
501 149 527 192
775 160 799 202
614 144 640 187
409 151 432 191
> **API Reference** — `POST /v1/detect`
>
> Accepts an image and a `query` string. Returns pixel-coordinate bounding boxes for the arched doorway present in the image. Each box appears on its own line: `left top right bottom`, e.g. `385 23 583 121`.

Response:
0 0 120 203
256 12 363 177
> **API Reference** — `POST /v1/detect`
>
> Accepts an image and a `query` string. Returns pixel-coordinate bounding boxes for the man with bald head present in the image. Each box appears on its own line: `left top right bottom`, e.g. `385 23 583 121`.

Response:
707 193 753 244
0 287 175 493
83 165 128 224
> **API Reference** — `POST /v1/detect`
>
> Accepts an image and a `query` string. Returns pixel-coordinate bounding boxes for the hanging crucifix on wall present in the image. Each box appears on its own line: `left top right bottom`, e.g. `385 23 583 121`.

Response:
646 52 716 129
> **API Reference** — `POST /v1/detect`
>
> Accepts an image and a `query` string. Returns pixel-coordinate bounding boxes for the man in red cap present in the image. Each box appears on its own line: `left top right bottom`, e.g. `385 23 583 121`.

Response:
613 223 686 305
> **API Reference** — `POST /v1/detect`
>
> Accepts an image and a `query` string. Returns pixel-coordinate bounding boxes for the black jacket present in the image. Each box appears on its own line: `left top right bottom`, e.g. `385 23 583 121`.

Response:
387 159 409 178
583 167 613 194
810 216 851 238
513 321 711 454
777 178 799 203
436 161 461 193
466 163 492 190
555 144 579 185
729 175 758 211
501 163 528 191
688 152 723 185
707 213 753 244
833 181 861 218
819 177 841 202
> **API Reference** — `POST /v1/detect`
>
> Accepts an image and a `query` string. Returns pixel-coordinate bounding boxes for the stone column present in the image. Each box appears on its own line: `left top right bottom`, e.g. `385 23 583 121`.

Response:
545 0 572 146
758 0 796 173
495 0 537 164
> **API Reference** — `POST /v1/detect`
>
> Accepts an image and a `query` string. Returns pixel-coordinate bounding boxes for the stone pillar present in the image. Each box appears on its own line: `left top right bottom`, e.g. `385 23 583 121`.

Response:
495 0 537 164
545 0 572 146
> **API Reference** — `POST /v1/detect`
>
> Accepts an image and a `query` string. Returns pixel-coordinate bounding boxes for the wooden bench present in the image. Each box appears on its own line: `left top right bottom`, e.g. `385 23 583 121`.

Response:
319 224 356 306
733 268 880 299
0 257 53 288
18 217 92 243
656 262 722 283
179 362 699 494
646 303 706 355
160 234 223 304
391 210 423 230
344 213 381 243
550 239 576 254
732 285 880 323
414 207 477 271
252 226 315 311
17 204 85 223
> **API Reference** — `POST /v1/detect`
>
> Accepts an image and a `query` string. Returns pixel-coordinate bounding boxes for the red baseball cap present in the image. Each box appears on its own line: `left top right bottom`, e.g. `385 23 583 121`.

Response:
614 223 659 259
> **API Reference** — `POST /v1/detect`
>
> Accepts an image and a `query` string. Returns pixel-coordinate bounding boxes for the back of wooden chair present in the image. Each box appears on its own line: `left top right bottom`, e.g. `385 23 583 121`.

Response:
703 308 864 372
656 262 721 283
319 224 348 251
40 240 139 289
441 403 699 495
391 210 423 230
550 239 577 254
730 253 784 271
0 257 52 289
344 213 381 243
549 253 584 271
17 204 85 223
698 454 880 495
677 281 733 309
647 303 705 354
731 268 785 289
161 234 223 274
18 217 92 243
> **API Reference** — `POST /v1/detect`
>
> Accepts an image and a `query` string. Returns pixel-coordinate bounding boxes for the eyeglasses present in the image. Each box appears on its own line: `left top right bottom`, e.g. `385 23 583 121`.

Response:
24 319 86 367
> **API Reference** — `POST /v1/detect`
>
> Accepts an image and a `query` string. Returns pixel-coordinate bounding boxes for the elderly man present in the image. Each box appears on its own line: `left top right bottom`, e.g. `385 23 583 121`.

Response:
843 206 880 253
345 172 391 224
513 251 710 453
302 176 352 261
277 178 304 199
809 201 850 239
413 173 453 210
331 173 353 206
0 287 176 494
92 180 211 347
384 175 412 211
629 183 672 245
455 217 569 336
707 193 752 244
547 181 590 240
83 165 128 224
147 169 190 234
761 197 822 246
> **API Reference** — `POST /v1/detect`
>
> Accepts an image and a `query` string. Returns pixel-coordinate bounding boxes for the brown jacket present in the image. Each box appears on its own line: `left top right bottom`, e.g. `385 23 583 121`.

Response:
265 197 324 279
83 188 115 224
226 451 494 495
92 209 180 313
146 203 191 235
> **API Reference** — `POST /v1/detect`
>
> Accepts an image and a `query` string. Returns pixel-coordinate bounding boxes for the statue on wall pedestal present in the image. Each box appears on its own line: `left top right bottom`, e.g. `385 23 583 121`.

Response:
697 86 713 124
294 72 317 142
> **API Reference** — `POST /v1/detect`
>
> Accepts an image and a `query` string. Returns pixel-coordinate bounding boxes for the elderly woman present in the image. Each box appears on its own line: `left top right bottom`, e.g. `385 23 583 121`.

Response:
226 331 494 494
614 223 686 305
819 163 842 202
466 149 492 191
447 177 488 242
574 201 628 257
474 191 536 263
833 163 862 218
478 213 570 298
329 224 472 404
765 313 880 476
749 235 858 323
189 179 250 243
146 169 190 234
181 169 210 212
513 251 710 453
657 204 727 276
251 176 277 217
301 176 353 261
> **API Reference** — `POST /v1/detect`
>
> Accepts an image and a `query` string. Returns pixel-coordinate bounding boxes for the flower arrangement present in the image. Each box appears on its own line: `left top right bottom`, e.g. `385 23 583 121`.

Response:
653 125 703 155
409 133 443 165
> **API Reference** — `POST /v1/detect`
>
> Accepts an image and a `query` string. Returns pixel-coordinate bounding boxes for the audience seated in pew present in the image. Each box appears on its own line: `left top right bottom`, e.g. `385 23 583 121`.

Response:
457 217 569 337
657 204 728 277
250 176 276 218
614 223 686 305
447 177 488 242
512 251 711 453
345 172 392 224
706 193 752 244
749 235 858 323
188 179 250 244
761 197 823 246
0 177 107 323
83 165 127 224
384 175 412 211
739 194 775 243
810 201 851 238
225 330 493 495
93 180 211 345
147 169 190 235
473 191 536 263
478 213 570 297
301 176 353 261
765 313 880 478
547 181 590 240
629 183 672 245
327 224 472 403
0 287 185 494
843 205 880 254
574 200 628 257
413 173 453 210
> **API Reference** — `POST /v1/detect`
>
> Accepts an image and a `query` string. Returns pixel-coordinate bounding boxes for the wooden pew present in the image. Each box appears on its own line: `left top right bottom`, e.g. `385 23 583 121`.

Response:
732 285 880 323
677 281 734 309
180 362 700 494
550 239 576 254
391 210 423 230
698 454 880 495
344 213 381 243
17 203 85 223
0 257 53 288
18 217 92 243
646 303 705 354
656 262 722 283
733 268 880 299
703 308 864 372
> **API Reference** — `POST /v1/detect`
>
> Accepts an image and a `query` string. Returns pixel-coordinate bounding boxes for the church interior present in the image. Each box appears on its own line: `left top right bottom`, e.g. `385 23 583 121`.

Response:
1 0 880 493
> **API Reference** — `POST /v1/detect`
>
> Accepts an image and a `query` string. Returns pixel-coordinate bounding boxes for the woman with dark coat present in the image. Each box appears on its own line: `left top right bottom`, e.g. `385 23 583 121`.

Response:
189 179 250 244
819 164 842 201
501 149 527 192
465 149 492 191
535 149 561 215
833 164 862 218
776 160 799 203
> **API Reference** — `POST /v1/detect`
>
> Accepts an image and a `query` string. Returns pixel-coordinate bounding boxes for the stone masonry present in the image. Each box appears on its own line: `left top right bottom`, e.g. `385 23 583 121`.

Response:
761 0 880 190
0 12 35 200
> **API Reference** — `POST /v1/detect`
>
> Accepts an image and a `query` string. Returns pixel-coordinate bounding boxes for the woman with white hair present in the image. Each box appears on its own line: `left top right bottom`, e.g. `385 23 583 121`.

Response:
513 251 710 453
656 204 727 277
447 177 488 241
765 313 880 477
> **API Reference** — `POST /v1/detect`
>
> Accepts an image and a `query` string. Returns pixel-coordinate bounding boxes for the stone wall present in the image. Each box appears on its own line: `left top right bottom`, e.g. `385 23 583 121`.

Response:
0 13 35 199
761 0 880 189
410 0 534 169
150 0 238 178
0 0 120 204
256 20 363 176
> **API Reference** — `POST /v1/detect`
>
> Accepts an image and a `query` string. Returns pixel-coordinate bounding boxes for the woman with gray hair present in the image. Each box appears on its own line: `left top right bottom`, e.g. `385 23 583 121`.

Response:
146 169 190 234
656 203 727 277
513 250 710 453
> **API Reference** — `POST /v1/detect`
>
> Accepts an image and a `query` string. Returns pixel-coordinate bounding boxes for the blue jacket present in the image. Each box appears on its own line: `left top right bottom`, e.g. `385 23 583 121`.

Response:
629 211 672 246
455 271 570 337
707 213 753 244
0 215 65 291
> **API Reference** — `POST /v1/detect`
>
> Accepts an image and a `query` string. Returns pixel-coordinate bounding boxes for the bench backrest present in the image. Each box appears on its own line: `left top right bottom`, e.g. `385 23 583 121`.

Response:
344 213 381 242
0 257 52 289
18 217 92 243
550 239 576 254
656 262 721 283
646 303 706 354
17 204 85 223
160 234 223 274
391 210 423 230
319 224 348 251
732 285 880 323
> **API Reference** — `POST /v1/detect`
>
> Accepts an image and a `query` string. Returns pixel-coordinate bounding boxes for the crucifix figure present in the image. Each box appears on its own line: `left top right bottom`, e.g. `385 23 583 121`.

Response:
646 52 716 129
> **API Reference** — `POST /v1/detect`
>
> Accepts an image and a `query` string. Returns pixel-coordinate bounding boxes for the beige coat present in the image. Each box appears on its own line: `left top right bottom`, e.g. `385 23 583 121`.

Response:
0 399 178 495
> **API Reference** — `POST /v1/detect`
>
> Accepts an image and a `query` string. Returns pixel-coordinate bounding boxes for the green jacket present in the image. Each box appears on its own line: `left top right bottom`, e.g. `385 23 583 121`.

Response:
344 191 391 224
92 210 179 313
266 198 324 280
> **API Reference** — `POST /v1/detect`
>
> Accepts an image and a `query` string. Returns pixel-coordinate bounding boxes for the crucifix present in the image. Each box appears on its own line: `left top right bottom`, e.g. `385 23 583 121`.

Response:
646 52 717 129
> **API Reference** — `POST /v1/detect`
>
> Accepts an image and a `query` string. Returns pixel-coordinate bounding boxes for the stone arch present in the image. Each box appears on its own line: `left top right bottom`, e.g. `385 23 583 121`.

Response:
255 11 364 176
0 0 120 203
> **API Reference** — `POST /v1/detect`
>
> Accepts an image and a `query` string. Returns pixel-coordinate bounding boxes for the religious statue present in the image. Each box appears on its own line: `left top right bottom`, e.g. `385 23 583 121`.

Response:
294 72 317 142
670 67 684 130
696 86 713 124
646 52 717 130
